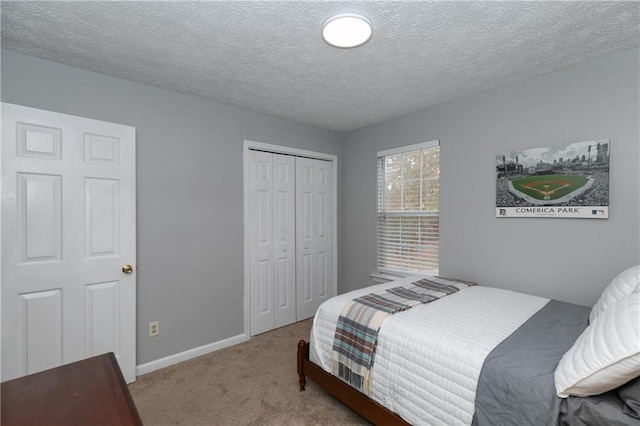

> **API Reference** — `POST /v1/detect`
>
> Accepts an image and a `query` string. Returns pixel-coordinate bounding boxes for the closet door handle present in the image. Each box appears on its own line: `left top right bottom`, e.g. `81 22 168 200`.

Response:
304 245 309 250
283 247 288 252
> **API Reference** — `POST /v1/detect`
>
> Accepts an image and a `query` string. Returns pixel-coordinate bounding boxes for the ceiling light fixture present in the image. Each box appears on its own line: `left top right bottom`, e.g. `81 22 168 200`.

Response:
322 13 372 49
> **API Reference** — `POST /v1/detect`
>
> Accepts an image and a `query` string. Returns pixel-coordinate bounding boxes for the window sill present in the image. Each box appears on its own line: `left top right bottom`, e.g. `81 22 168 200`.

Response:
370 271 409 283
371 269 440 283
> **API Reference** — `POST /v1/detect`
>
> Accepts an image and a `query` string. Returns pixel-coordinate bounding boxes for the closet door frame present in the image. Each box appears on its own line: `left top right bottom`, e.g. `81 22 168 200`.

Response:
243 140 338 339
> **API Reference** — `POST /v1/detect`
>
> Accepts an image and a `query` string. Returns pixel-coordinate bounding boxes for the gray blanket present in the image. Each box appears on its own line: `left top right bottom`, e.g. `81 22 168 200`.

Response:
473 300 640 426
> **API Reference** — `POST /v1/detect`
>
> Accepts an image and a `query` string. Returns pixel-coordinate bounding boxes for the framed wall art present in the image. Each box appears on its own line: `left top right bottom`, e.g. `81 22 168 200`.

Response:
496 139 610 218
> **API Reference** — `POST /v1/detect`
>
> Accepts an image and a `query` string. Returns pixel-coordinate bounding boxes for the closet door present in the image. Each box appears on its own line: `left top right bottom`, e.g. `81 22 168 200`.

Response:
248 151 295 335
296 157 333 320
272 154 296 328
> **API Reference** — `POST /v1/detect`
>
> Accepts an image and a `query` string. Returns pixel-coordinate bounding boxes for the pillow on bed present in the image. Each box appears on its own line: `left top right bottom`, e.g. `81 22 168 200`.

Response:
555 291 640 397
589 264 640 324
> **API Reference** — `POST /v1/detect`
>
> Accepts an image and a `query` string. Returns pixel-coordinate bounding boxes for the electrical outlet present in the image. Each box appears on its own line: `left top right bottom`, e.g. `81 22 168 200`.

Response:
149 321 159 337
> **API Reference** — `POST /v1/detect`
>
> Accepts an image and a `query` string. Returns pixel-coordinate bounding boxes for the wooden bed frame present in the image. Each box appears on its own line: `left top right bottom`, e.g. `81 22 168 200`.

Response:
297 340 410 425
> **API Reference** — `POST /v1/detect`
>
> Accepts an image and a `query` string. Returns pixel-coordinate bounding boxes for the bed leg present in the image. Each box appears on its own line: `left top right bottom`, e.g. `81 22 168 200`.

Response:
297 340 308 391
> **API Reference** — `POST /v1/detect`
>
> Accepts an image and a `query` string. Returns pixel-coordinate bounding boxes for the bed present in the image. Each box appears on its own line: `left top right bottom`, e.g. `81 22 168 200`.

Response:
297 267 640 425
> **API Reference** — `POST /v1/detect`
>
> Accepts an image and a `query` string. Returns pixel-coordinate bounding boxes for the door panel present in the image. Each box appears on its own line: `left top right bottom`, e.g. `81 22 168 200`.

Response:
249 151 295 335
18 173 62 262
85 178 119 257
2 103 136 383
18 289 63 375
249 150 274 335
296 157 333 320
272 154 295 328
85 281 120 357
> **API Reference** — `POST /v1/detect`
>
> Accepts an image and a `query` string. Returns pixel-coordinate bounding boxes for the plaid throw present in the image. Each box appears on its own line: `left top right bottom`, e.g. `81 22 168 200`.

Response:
331 276 476 394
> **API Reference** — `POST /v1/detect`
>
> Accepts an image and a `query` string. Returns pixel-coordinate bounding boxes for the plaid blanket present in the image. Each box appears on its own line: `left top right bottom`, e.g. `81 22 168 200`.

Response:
331 276 477 394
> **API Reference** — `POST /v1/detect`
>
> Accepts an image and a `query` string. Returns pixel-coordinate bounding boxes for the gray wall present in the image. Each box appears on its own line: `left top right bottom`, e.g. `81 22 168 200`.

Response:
1 50 344 365
342 48 639 307
3 46 638 367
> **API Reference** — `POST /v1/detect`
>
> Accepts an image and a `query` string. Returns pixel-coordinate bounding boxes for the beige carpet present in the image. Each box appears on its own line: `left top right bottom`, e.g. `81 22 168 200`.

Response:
129 319 369 425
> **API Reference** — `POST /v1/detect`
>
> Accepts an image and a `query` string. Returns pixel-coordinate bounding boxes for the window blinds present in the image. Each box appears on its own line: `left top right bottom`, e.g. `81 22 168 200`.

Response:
377 141 440 274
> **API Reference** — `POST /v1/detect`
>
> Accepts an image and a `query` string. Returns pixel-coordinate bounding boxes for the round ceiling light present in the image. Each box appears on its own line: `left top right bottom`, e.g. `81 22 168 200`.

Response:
322 13 372 48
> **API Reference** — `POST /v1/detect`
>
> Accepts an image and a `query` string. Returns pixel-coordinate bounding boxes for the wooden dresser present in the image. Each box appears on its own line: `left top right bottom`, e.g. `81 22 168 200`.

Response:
1 352 142 425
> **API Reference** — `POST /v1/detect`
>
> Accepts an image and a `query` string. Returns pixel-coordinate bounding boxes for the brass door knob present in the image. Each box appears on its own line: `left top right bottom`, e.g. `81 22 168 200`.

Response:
122 264 134 274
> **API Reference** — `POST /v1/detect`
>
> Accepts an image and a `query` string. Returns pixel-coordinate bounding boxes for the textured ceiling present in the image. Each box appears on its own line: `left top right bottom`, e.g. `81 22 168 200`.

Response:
1 1 638 132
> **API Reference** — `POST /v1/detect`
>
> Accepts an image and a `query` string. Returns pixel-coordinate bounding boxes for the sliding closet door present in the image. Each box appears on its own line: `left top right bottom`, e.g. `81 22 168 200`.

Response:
248 150 295 335
296 157 333 321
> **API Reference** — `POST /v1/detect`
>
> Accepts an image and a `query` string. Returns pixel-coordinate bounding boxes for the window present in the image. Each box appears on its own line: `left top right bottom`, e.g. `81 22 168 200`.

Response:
377 140 440 274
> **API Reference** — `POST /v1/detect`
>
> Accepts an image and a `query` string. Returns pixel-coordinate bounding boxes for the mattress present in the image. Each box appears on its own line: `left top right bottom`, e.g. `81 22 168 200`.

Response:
309 276 549 426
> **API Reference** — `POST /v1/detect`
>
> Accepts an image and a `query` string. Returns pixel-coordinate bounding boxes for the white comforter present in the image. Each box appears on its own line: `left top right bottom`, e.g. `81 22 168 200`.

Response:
309 276 549 426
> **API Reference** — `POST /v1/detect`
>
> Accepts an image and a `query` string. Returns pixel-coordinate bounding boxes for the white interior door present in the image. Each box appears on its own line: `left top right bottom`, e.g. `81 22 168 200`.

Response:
248 150 295 335
296 157 333 320
1 103 136 383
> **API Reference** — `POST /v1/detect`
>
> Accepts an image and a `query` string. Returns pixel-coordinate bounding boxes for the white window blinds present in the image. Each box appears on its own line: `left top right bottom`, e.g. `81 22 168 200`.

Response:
377 141 440 274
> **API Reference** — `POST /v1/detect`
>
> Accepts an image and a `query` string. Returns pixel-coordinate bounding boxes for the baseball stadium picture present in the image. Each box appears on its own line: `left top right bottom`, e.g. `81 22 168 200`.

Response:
496 139 609 218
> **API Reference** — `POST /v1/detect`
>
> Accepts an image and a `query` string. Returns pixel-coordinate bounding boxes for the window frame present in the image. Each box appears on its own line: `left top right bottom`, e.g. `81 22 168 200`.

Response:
377 140 440 276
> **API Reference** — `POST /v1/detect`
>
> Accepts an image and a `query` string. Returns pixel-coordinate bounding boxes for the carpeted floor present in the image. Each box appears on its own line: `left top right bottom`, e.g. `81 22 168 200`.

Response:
129 319 369 425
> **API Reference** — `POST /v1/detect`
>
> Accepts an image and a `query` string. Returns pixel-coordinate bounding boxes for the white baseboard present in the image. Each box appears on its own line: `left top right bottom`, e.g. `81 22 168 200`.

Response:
135 333 248 377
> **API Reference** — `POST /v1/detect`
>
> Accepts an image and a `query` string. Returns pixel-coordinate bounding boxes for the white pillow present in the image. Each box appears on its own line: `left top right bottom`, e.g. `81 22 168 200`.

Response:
555 292 640 397
589 264 640 324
